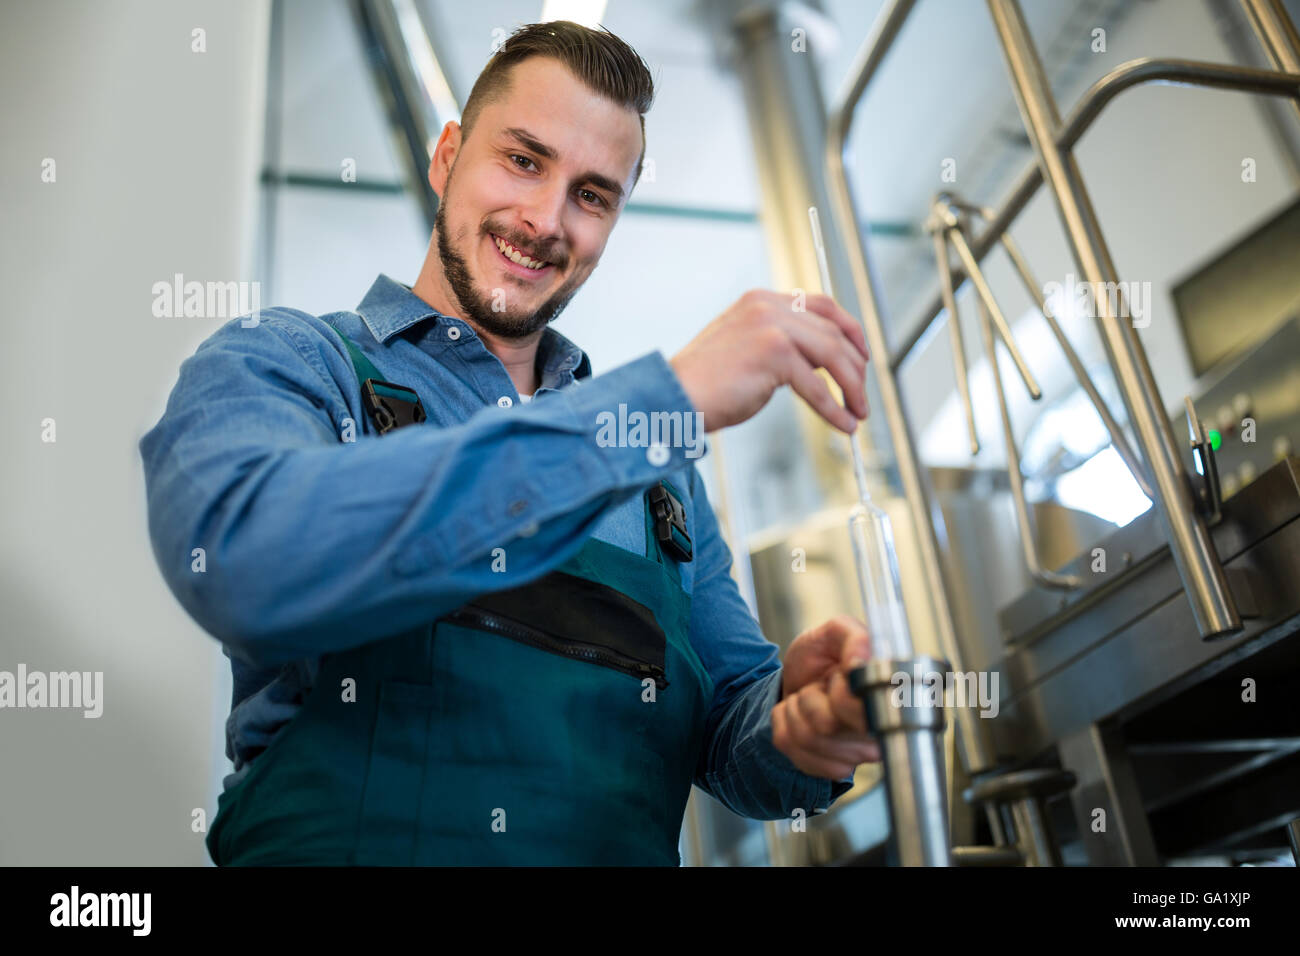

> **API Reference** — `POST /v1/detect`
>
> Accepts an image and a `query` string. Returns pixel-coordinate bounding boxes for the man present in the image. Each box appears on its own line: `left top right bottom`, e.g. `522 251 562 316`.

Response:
140 20 880 866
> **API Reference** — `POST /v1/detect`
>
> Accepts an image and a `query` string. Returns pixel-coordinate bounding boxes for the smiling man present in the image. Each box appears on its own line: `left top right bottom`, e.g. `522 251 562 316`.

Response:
140 21 880 867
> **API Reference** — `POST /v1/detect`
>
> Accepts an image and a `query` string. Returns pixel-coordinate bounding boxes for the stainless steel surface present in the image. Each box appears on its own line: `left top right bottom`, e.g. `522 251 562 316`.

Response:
973 287 1082 590
1184 315 1300 503
927 224 979 456
823 0 1300 863
952 845 1022 865
855 657 953 866
941 208 1043 401
730 3 864 324
930 189 1138 590
994 457 1300 760
1240 0 1300 129
1059 723 1161 865
949 198 1155 499
724 2 895 866
748 474 1113 724
1000 315 1300 642
743 499 941 865
1058 57 1300 151
987 0 1241 639
1171 198 1300 377
825 0 997 777
926 467 1114 683
963 767 1075 865
823 0 1300 766
1214 0 1300 185
892 56 1300 376
1007 798 1057 866
1182 397 1223 524
350 0 460 231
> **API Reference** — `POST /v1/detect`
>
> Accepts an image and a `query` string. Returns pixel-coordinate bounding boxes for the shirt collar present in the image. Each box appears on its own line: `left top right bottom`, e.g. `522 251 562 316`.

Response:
355 273 591 386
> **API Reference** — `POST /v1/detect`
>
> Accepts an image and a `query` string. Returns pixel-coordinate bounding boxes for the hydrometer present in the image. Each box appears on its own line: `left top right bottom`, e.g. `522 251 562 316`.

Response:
808 206 914 663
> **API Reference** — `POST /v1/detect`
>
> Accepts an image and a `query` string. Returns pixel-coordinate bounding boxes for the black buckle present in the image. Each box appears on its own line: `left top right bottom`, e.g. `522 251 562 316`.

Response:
361 379 426 435
648 481 692 562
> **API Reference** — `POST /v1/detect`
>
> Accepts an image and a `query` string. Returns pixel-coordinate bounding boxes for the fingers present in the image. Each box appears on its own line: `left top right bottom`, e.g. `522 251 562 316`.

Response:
811 613 872 669
775 312 868 422
789 360 859 434
745 291 869 426
804 294 872 420
795 678 840 736
805 293 870 363
772 682 881 780
828 669 869 735
796 615 871 669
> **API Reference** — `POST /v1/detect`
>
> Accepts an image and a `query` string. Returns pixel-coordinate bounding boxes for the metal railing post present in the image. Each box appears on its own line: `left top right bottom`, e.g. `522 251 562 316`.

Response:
824 0 999 776
986 0 1242 639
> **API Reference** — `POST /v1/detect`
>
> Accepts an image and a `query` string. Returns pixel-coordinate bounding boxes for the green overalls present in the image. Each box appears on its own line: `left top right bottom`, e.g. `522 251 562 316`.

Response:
206 327 715 865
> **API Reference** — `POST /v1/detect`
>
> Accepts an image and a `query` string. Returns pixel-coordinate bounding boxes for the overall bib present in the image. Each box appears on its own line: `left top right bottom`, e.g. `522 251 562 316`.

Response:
206 328 715 865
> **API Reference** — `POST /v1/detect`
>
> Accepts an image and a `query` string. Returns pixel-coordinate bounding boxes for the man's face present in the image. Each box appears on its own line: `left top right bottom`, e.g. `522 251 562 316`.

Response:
429 57 644 339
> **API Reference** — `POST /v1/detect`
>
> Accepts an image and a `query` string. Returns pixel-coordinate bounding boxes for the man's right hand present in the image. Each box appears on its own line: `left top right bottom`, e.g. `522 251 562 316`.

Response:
668 289 870 434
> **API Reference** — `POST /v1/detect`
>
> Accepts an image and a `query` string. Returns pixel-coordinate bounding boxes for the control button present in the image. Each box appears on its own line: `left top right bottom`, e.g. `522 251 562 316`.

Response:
1216 405 1233 433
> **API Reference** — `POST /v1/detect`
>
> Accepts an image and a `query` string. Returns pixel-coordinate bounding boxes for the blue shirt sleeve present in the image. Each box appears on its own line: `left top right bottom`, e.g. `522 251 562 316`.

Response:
138 309 704 669
685 470 856 819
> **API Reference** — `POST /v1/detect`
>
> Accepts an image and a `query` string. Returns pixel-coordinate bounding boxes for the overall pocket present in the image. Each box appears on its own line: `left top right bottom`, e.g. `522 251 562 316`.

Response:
353 679 436 866
446 567 672 688
417 615 671 863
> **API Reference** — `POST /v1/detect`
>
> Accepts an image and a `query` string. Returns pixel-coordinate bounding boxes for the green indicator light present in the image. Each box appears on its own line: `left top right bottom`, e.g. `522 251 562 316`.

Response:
1208 429 1222 451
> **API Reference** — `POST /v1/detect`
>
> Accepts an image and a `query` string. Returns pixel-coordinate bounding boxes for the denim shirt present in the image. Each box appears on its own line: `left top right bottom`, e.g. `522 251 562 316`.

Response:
139 273 852 823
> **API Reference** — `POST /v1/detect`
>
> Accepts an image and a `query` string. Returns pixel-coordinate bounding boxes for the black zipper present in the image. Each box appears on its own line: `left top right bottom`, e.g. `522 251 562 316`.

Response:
445 606 669 690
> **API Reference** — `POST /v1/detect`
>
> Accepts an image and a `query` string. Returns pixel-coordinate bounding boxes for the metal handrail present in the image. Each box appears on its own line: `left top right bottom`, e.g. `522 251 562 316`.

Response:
823 0 1296 788
985 0 1241 639
893 55 1300 373
946 196 1156 500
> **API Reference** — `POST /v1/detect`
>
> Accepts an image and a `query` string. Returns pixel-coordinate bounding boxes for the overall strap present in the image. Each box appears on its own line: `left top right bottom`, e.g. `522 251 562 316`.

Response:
331 323 385 385
644 479 692 589
323 316 427 434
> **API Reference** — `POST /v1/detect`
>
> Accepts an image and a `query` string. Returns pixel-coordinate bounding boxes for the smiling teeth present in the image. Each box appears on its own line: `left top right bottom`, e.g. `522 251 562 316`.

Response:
494 235 548 270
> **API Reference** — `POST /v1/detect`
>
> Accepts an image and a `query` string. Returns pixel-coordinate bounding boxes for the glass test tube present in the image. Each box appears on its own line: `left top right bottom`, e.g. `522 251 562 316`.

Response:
809 205 916 664
848 501 915 663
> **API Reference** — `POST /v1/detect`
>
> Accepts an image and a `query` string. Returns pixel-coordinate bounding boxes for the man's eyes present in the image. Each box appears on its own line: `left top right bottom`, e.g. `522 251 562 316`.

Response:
508 154 607 209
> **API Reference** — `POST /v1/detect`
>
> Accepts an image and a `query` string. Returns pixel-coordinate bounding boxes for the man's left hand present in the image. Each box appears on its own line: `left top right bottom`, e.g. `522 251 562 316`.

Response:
771 615 882 780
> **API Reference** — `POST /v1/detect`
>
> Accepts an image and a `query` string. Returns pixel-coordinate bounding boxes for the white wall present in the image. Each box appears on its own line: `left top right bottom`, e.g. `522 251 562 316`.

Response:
0 0 270 864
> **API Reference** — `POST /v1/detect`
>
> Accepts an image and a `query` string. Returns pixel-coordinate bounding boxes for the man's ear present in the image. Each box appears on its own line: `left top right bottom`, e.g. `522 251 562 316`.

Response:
428 120 462 198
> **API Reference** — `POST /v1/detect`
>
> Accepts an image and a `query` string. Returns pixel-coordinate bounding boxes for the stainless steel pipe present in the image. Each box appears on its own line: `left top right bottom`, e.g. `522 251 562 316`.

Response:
852 657 953 866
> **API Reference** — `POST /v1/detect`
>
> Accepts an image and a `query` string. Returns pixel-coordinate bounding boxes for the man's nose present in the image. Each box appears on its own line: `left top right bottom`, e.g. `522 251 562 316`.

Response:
519 180 567 242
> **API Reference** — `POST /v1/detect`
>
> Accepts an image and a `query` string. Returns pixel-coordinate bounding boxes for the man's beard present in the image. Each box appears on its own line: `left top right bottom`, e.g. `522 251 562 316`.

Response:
434 182 582 340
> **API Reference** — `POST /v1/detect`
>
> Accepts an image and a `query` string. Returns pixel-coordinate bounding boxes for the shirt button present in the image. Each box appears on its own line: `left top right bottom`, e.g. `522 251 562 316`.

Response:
497 396 513 408
447 326 461 340
519 520 539 537
508 499 529 516
647 442 670 466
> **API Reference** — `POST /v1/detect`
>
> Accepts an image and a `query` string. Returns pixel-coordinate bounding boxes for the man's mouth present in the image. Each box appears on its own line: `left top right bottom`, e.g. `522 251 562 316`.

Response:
490 233 554 274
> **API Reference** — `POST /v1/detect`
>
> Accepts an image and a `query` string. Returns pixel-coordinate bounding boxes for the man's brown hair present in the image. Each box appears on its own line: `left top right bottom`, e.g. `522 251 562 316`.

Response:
459 20 655 187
